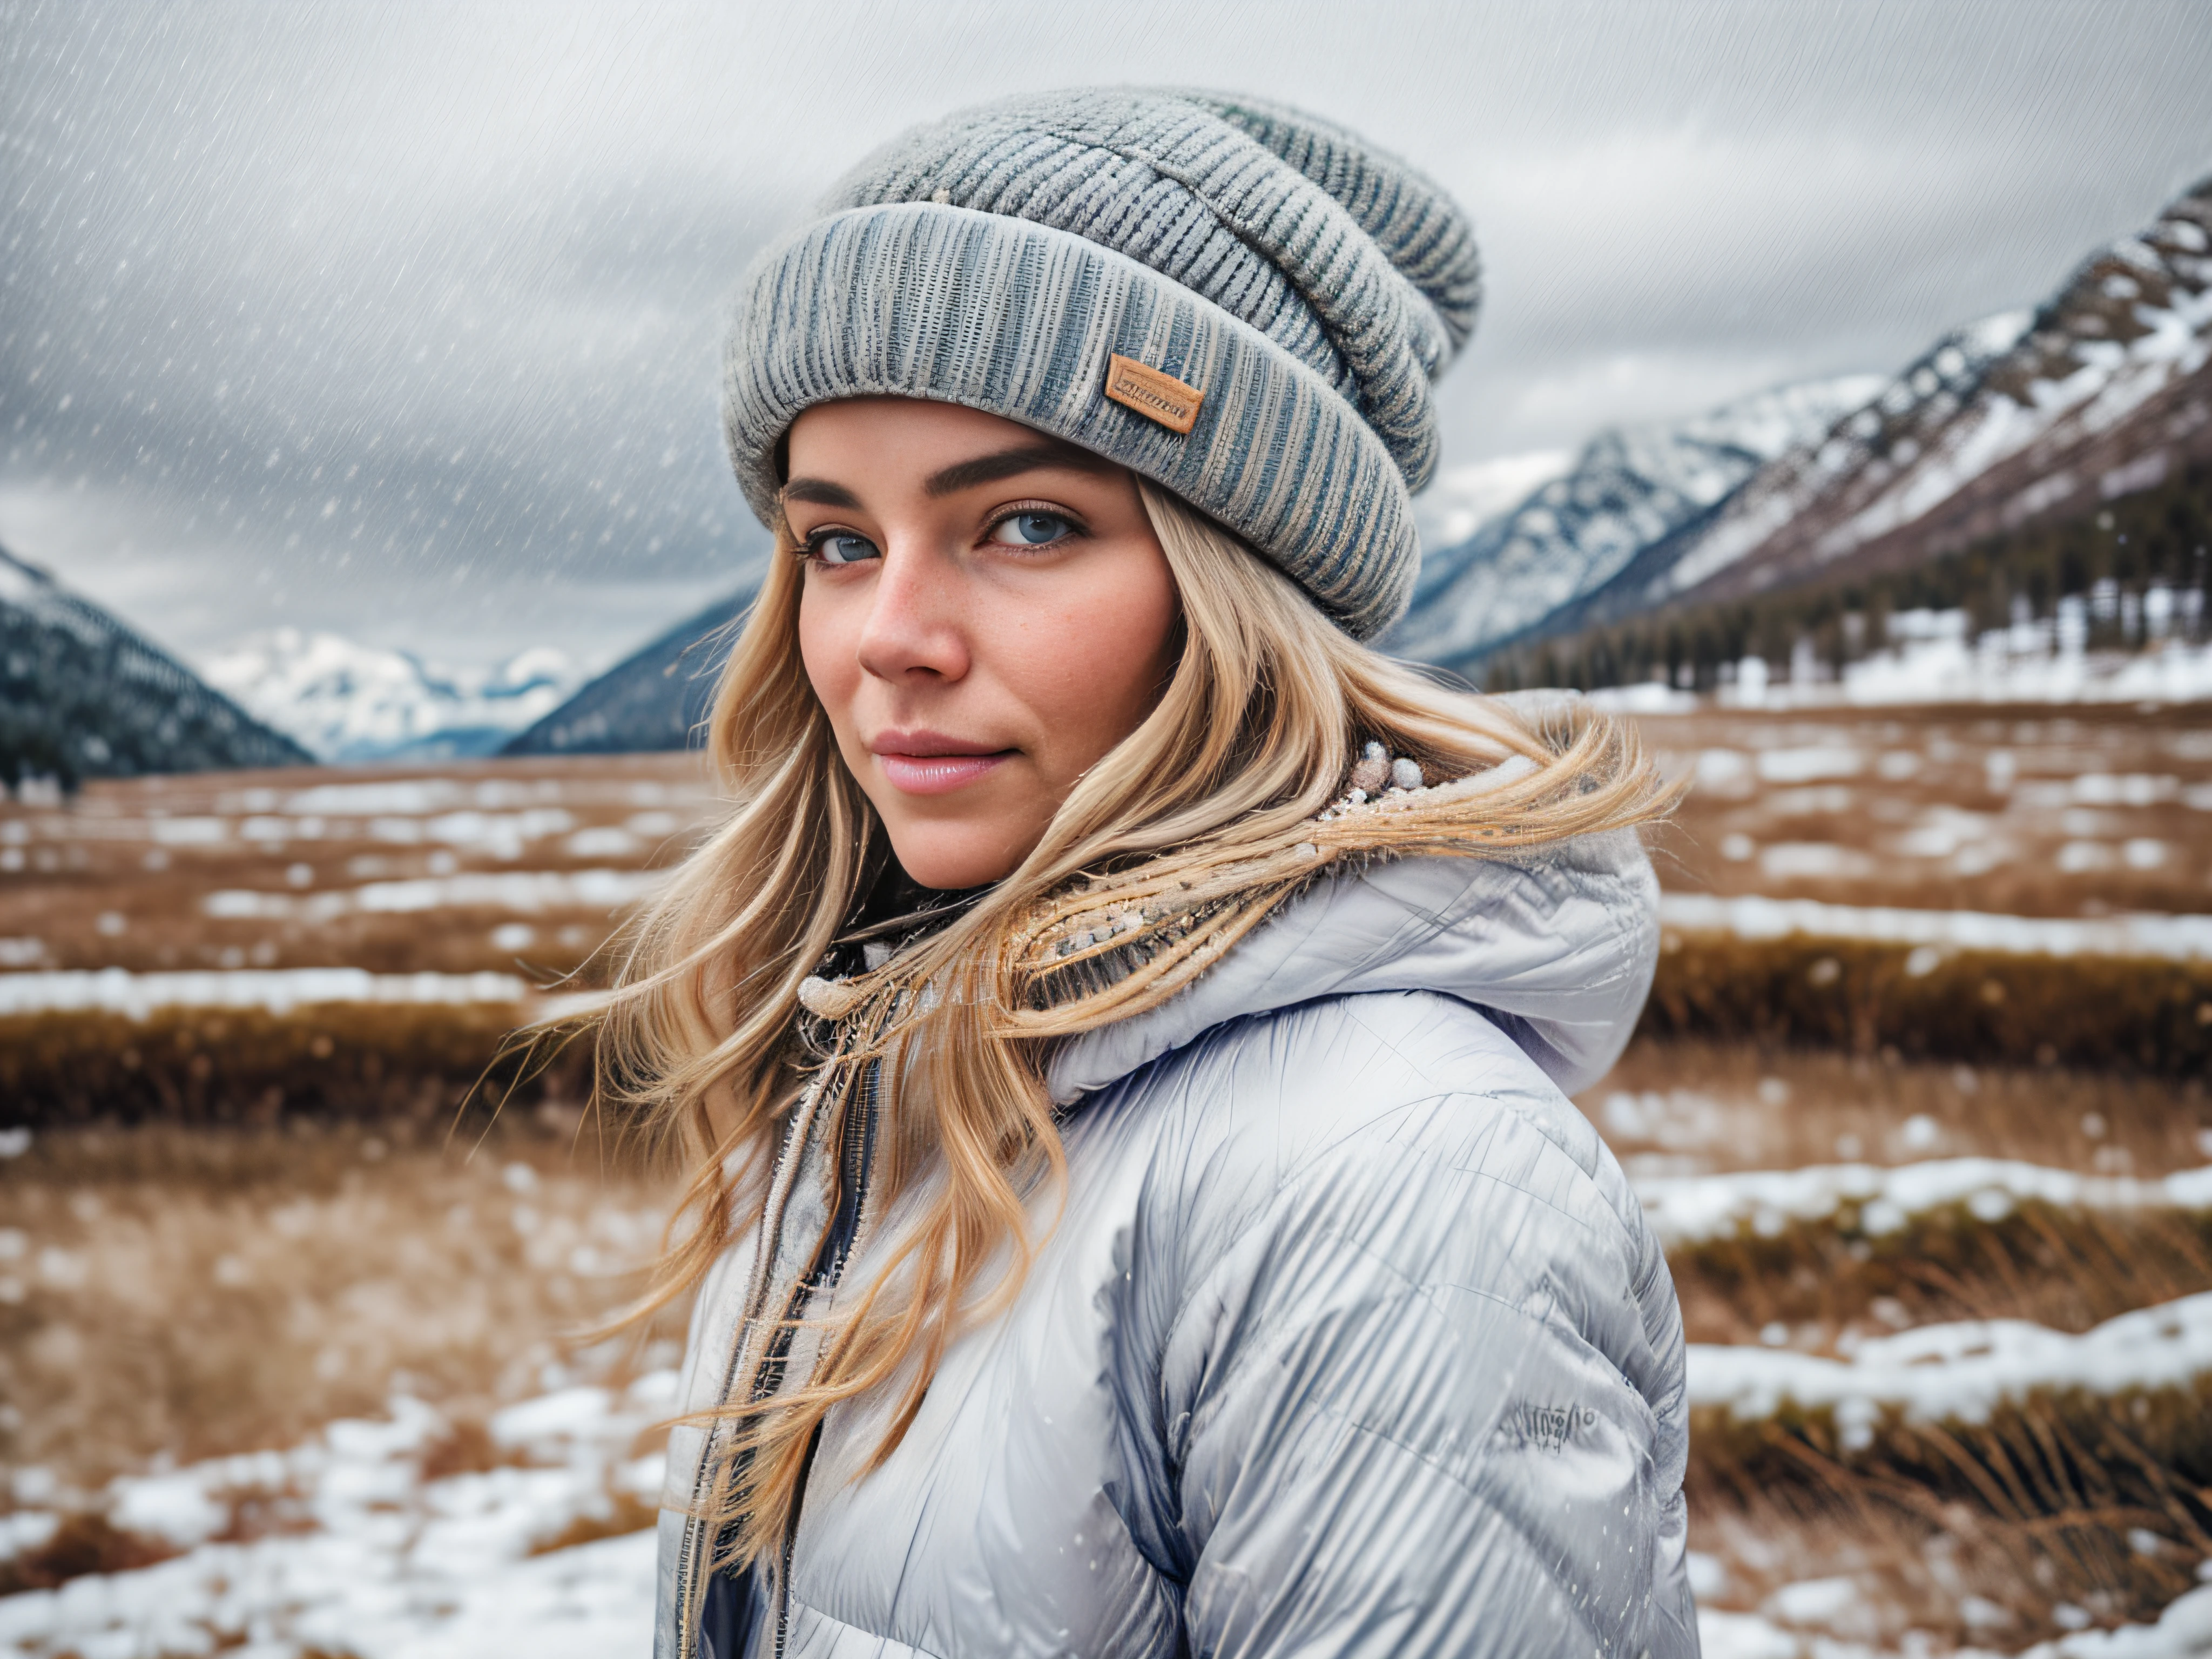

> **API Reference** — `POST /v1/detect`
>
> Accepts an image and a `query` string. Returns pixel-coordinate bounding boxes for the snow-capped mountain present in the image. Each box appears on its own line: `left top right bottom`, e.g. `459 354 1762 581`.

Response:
200 630 584 763
501 584 758 756
1628 172 2212 614
2 543 310 787
1389 374 1883 667
1411 450 1575 551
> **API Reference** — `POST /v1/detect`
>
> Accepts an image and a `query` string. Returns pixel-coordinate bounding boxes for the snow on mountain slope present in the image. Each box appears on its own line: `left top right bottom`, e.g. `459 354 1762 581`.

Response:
1389 375 1883 667
200 630 582 763
1411 449 1576 550
1648 173 2212 609
2 543 309 786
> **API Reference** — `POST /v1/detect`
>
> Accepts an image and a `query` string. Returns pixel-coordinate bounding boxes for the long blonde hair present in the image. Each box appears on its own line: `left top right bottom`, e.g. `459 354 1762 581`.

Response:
596 481 1674 1567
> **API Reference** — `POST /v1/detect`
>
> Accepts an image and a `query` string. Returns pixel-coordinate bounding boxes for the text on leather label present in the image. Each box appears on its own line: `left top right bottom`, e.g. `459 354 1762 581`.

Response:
1104 354 1204 435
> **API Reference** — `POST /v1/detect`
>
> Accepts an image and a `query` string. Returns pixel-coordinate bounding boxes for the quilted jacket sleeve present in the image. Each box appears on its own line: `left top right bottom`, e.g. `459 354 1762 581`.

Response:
1150 989 1697 1659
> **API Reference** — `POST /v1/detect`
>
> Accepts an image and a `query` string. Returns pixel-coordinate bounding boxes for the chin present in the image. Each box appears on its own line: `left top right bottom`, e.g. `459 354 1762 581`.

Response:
885 824 1027 892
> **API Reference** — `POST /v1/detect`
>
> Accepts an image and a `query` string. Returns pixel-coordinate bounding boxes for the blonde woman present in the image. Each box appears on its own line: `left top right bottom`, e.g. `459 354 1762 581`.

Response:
615 90 1695 1658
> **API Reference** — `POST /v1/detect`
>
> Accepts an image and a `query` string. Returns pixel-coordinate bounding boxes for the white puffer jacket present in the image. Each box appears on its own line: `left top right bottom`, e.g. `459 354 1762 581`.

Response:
657 830 1696 1658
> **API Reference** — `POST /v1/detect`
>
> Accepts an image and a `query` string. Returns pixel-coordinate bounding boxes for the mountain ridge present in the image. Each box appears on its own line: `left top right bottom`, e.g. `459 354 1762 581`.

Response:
1455 172 2212 672
1 543 311 788
500 583 761 756
1388 373 1884 668
1658 173 2212 611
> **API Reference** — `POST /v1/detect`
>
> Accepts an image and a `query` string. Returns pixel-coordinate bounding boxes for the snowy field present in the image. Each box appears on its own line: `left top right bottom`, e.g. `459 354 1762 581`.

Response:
4 706 2208 984
3 1362 2211 1659
8 1130 2212 1659
0 1379 667 1659
4 717 2211 1654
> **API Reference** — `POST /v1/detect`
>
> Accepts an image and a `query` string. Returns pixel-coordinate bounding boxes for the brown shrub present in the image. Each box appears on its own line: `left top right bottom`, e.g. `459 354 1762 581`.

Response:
416 1417 510 1481
1672 1203 2212 1343
0 1512 176 1594
1688 1379 2212 1631
1642 933 2212 1075
0 1003 598 1127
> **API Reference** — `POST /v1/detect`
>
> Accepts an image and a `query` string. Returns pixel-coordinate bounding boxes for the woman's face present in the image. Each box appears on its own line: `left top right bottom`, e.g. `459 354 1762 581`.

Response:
787 398 1181 891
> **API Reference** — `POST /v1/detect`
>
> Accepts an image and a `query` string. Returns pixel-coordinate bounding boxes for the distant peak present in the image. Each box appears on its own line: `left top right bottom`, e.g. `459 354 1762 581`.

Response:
197 628 585 762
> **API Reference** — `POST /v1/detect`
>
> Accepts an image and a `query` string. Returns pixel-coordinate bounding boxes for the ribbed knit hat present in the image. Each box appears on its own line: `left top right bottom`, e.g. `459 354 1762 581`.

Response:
722 88 1480 639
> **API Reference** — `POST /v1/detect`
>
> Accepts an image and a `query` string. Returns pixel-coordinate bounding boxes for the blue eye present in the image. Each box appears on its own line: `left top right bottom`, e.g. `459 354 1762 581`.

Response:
990 511 1074 547
807 531 880 565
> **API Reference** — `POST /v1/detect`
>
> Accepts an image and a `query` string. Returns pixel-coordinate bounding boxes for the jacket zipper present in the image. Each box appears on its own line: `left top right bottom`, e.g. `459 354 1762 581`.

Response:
771 1422 827 1656
766 1058 880 1657
675 1094 820 1659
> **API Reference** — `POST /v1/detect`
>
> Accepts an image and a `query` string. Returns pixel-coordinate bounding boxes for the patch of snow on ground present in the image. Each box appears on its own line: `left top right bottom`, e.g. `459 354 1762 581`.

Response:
272 779 507 816
1836 630 2212 709
0 1375 673 1658
1752 745 1864 783
2019 1578 2212 1659
203 868 661 923
1636 1156 2212 1248
1688 1289 2212 1437
1585 682 1700 714
1658 894 2212 962
0 968 532 1018
1755 842 1875 881
1706 608 2212 709
1694 1576 2212 1659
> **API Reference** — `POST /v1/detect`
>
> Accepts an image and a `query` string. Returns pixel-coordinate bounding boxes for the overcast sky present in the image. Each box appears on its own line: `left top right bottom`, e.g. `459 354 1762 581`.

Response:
4 0 2210 673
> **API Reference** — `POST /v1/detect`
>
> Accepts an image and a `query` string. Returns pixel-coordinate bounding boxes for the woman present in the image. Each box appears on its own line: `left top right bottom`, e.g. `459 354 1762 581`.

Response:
612 89 1695 1658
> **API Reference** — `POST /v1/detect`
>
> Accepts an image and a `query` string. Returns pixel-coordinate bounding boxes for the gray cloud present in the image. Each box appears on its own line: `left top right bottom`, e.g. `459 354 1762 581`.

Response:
3 0 2208 669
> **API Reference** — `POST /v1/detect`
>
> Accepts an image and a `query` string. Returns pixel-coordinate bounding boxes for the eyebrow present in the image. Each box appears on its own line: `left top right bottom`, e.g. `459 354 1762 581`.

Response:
781 439 1113 514
782 477 862 508
924 441 1114 497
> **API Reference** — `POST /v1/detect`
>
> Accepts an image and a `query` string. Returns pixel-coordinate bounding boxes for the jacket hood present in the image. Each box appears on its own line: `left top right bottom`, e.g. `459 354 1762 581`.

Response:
1044 826 1659 1107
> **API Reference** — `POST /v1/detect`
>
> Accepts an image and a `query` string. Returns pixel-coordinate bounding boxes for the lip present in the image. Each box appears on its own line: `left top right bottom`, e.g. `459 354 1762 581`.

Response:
869 730 1015 796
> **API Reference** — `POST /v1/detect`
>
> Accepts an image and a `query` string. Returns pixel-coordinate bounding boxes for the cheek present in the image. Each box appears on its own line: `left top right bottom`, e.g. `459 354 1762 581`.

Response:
997 553 1179 760
796 585 861 729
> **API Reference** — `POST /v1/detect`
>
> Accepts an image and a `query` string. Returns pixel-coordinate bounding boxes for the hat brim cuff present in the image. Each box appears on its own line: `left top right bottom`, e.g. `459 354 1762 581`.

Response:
723 203 1417 640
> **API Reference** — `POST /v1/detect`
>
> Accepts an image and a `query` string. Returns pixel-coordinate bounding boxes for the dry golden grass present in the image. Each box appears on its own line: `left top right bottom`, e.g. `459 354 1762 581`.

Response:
1670 1202 2212 1345
1589 1033 2212 1644
0 754 717 979
3 718 2208 1638
1588 1037 2212 1175
1690 1474 2210 1647
1689 1377 2212 1547
1641 703 2212 919
1680 1315 2212 1643
0 1117 680 1502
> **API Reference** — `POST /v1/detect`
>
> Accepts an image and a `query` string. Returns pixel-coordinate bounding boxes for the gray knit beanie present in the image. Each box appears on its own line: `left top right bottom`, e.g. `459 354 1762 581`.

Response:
722 88 1480 639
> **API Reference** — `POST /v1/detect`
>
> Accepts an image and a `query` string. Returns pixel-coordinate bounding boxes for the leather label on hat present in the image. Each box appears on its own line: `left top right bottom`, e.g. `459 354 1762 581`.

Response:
1104 354 1204 435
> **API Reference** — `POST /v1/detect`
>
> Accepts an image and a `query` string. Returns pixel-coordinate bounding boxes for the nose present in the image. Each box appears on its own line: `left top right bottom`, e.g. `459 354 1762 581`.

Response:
853 535 971 685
